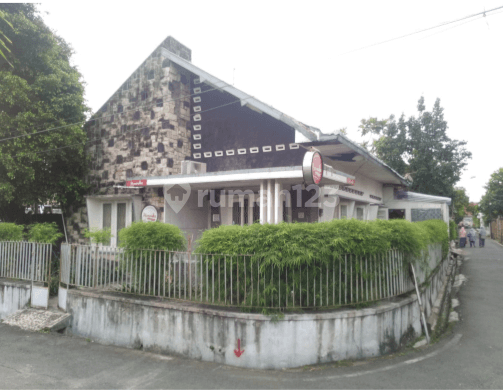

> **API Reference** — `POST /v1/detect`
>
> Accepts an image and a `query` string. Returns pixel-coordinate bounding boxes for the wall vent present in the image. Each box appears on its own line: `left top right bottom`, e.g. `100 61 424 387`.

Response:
181 160 207 174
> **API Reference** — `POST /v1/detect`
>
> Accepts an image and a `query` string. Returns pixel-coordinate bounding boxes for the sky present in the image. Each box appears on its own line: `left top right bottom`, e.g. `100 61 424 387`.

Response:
37 0 503 202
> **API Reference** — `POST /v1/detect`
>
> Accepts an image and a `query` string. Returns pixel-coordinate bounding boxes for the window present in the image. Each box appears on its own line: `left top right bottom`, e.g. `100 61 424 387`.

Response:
96 201 131 247
356 207 364 220
156 99 163 108
118 105 123 113
340 205 348 219
389 209 406 219
141 91 148 101
147 70 155 80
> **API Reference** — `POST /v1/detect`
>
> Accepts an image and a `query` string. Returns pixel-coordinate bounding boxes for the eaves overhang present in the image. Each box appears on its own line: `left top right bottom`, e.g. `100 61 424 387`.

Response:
300 133 411 187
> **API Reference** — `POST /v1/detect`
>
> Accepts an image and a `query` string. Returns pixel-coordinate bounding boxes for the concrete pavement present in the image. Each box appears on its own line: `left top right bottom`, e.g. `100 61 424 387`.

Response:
1 239 503 388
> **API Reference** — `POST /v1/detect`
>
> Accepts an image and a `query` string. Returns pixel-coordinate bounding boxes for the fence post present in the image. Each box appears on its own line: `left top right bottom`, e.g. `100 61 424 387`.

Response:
47 244 52 288
93 246 98 288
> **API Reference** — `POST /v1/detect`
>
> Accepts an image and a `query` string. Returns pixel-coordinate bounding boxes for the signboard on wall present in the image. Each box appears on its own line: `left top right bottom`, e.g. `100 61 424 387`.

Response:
127 179 147 187
302 151 324 185
141 205 158 222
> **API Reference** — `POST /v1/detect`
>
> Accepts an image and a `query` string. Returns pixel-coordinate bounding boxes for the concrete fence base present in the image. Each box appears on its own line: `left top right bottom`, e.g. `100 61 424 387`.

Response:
62 254 450 369
0 279 32 320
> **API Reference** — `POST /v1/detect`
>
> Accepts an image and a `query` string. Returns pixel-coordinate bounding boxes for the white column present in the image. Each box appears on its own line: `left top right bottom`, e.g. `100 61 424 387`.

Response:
267 179 273 224
260 181 265 224
239 195 244 226
274 181 282 224
347 200 356 220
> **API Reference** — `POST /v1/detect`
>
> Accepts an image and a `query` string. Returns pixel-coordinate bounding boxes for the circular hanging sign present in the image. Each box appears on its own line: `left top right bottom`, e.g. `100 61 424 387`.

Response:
302 151 324 185
141 205 158 222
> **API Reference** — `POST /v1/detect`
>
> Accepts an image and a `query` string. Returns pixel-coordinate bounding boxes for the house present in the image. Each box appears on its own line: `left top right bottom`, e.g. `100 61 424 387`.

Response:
66 36 451 245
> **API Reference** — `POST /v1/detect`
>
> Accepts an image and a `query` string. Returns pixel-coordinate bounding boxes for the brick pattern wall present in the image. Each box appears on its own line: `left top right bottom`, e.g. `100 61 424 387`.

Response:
66 37 193 243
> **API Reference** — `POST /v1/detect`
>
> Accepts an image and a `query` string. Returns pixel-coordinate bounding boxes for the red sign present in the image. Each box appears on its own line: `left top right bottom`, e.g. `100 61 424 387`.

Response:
312 152 323 185
346 177 356 185
126 179 147 187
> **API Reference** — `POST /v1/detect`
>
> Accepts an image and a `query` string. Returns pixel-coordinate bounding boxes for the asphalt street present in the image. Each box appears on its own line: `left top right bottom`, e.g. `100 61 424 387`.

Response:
1 239 503 389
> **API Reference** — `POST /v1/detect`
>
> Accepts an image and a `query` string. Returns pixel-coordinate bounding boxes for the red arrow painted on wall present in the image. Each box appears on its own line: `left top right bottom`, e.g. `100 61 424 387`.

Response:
234 339 245 357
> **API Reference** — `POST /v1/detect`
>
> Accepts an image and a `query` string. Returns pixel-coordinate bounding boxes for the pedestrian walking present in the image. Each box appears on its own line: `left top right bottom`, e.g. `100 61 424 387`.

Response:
468 227 477 248
479 226 487 247
459 226 467 248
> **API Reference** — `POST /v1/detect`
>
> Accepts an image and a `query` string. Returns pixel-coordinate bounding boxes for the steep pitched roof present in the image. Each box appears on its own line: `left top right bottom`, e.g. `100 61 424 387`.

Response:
160 47 321 142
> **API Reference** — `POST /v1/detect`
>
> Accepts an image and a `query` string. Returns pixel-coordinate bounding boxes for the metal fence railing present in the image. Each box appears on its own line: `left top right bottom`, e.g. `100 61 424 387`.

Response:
60 243 442 309
0 241 52 283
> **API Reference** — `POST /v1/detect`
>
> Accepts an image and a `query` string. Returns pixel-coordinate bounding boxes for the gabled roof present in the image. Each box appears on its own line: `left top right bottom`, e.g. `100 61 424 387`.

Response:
160 48 321 142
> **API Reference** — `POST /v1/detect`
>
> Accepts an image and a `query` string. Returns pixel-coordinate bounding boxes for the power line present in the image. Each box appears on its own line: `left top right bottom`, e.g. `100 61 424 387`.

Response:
336 5 503 57
10 97 251 158
0 79 236 143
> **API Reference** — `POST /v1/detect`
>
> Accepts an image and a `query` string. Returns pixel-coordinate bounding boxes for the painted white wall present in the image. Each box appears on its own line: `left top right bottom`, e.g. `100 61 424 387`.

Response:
164 190 209 241
65 244 447 370
383 187 450 224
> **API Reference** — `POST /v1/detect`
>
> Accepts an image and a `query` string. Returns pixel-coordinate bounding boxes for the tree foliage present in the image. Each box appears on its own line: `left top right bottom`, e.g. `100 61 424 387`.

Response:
359 97 471 199
27 222 62 244
0 8 13 66
0 222 24 241
479 168 503 223
452 187 469 224
0 4 88 221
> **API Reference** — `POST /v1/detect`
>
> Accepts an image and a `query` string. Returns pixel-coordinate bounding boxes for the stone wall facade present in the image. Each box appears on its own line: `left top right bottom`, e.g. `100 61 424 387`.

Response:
66 37 194 243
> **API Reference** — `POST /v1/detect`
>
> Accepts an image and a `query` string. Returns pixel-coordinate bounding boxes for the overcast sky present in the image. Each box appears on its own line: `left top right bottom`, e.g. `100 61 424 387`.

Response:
38 0 503 202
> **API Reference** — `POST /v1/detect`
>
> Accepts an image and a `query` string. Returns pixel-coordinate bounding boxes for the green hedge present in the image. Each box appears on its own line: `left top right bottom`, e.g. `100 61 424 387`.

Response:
449 220 458 241
196 219 448 263
0 223 24 241
0 222 63 244
118 221 186 251
193 219 448 309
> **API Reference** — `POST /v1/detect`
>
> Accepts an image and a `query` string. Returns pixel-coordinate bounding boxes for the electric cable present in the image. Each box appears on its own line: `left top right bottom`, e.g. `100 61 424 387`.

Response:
336 5 503 57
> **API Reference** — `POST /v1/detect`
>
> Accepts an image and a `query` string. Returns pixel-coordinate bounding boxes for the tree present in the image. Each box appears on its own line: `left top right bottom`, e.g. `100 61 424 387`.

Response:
359 97 471 199
0 4 88 222
479 168 503 224
0 8 13 66
452 187 469 224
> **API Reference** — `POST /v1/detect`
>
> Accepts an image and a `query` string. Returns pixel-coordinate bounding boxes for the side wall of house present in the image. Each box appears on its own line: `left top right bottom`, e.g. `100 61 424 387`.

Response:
66 38 193 243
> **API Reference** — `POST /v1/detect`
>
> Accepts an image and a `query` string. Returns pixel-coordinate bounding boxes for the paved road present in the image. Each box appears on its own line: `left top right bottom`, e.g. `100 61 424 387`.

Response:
1 239 503 388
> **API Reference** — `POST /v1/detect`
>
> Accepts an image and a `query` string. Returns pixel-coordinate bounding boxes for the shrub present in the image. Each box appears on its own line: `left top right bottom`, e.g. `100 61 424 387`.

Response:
27 222 63 244
194 219 448 309
0 223 24 241
118 222 186 291
118 221 186 250
449 220 458 241
83 227 112 245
